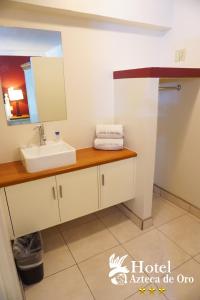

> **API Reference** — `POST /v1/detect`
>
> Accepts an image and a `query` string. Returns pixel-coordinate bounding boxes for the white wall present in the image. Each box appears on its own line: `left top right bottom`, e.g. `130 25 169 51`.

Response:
155 0 200 208
155 79 200 208
0 2 162 163
10 0 173 30
160 0 200 67
115 78 159 219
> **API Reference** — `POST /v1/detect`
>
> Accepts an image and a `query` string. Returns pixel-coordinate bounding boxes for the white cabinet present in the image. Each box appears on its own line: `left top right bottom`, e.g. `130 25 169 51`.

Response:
5 177 60 237
4 158 136 238
99 158 136 209
57 167 99 223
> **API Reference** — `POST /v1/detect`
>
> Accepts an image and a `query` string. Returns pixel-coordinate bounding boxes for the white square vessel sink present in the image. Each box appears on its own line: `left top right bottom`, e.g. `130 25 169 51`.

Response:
20 141 76 173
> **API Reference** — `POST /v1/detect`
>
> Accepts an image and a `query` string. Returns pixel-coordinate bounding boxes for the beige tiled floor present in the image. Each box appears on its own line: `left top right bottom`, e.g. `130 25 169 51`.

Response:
25 196 200 300
123 229 190 277
152 196 187 227
42 227 75 277
97 206 142 243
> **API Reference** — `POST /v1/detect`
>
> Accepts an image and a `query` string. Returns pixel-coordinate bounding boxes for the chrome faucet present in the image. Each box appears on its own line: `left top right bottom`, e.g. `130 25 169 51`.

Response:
34 124 46 146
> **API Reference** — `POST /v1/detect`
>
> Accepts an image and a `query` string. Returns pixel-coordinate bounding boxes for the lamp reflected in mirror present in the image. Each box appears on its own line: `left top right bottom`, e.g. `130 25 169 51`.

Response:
8 87 24 116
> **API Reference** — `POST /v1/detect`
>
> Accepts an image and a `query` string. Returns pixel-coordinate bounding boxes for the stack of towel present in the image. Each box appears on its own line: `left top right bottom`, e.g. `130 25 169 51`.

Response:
94 124 124 150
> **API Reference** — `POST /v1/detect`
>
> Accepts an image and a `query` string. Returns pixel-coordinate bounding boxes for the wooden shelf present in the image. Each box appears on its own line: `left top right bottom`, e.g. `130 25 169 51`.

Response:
113 67 200 79
0 147 137 187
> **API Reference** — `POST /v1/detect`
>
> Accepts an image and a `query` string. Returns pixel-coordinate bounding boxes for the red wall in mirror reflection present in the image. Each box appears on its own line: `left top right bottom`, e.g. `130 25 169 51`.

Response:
0 56 30 116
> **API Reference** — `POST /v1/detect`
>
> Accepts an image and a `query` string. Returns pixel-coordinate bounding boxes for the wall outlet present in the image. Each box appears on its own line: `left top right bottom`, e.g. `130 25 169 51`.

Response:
175 48 186 62
175 50 180 62
179 48 186 61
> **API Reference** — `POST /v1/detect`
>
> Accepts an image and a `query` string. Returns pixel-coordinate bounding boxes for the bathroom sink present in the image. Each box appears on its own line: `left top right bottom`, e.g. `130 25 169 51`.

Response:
20 141 76 173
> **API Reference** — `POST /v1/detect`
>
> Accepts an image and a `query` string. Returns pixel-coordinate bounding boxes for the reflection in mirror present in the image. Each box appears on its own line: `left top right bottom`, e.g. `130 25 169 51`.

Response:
0 27 67 125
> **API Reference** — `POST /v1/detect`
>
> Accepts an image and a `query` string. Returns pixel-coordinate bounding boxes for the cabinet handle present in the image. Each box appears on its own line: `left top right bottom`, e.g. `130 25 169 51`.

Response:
59 185 63 198
52 187 56 200
102 174 105 186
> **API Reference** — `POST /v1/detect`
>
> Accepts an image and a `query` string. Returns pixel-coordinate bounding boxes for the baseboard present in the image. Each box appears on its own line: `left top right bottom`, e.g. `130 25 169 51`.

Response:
118 203 153 230
154 184 200 219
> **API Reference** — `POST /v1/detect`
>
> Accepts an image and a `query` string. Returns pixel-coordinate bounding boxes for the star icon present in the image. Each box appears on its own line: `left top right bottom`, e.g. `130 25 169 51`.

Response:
139 287 146 294
149 287 156 295
158 287 166 294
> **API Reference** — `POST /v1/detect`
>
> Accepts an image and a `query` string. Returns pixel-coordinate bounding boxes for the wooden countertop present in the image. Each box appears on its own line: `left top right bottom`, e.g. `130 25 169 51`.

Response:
0 147 137 188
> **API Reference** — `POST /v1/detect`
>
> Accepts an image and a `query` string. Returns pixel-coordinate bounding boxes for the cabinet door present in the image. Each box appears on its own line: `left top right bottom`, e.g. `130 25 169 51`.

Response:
100 158 136 209
5 177 60 237
57 167 99 223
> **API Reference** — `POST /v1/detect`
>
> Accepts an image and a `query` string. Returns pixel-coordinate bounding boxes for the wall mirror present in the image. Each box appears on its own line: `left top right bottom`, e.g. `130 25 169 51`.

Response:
0 27 67 125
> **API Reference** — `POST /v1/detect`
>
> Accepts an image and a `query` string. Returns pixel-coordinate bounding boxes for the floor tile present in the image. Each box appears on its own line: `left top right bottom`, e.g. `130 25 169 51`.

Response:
161 190 190 211
60 218 119 263
193 253 200 264
25 265 93 300
96 205 120 218
123 229 190 277
59 213 97 231
187 212 200 223
42 227 75 277
126 284 167 300
97 208 142 243
152 197 186 227
160 214 200 256
153 192 161 199
79 245 147 300
189 205 200 219
157 259 200 300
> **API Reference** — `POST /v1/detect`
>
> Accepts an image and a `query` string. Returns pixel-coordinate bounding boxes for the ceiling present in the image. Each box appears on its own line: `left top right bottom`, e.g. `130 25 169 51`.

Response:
0 26 62 56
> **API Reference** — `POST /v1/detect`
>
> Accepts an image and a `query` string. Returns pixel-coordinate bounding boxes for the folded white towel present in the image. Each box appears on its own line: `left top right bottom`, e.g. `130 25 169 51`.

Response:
96 124 123 139
94 138 123 150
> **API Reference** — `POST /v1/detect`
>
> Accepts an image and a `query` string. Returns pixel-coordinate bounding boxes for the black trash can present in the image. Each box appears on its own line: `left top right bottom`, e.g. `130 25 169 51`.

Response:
13 232 44 285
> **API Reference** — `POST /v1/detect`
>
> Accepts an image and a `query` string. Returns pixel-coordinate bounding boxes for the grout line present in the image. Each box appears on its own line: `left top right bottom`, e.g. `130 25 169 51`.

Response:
154 210 188 229
74 243 120 265
191 257 200 265
156 226 193 258
154 193 186 209
58 218 119 264
163 257 192 276
95 208 146 247
154 282 171 300
58 226 96 299
120 226 156 245
76 264 96 300
157 195 186 210
57 213 99 231
96 206 156 245
43 264 76 280
191 255 200 264
186 212 200 223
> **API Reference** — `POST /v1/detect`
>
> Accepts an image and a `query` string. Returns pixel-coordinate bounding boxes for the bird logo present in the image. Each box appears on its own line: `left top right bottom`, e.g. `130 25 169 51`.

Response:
109 254 130 285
